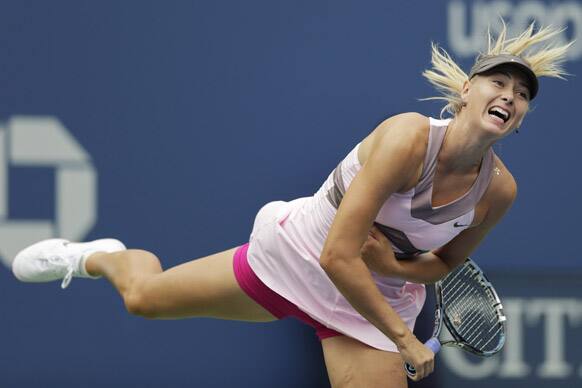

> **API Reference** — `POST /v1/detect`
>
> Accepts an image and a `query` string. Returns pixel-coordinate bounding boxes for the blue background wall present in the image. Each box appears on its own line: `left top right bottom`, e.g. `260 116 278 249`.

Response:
1 1 581 386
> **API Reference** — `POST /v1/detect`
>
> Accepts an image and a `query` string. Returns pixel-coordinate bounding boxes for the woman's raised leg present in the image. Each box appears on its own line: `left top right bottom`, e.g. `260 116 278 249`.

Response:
85 247 277 322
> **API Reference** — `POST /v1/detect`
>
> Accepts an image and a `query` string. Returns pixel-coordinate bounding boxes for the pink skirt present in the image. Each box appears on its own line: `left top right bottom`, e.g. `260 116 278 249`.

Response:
233 243 342 341
244 199 427 352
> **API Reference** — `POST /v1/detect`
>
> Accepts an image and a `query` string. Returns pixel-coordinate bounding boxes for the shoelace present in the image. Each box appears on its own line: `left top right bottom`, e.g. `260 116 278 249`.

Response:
46 255 75 289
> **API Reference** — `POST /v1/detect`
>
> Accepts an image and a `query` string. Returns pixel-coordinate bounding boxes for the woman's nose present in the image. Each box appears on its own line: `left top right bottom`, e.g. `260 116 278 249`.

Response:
501 95 514 105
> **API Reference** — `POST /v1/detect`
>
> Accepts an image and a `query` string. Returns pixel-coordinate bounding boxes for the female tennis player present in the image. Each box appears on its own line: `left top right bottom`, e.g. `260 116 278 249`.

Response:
12 23 571 387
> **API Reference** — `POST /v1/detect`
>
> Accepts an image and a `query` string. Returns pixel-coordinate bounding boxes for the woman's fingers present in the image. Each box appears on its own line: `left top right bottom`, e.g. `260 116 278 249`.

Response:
399 335 436 381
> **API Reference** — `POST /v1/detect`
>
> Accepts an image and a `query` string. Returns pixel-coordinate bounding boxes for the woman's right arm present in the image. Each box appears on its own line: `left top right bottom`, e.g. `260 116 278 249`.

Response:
319 112 434 380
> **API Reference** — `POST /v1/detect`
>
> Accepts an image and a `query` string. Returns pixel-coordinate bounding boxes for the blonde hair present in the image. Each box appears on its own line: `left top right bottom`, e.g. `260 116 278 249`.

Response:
422 21 574 118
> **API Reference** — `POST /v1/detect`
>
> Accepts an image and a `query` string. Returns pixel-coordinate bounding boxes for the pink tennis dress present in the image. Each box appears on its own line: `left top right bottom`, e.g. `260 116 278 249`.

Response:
246 117 495 351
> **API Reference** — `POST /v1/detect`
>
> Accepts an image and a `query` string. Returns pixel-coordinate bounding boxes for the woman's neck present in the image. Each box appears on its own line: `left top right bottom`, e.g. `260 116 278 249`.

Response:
439 116 494 174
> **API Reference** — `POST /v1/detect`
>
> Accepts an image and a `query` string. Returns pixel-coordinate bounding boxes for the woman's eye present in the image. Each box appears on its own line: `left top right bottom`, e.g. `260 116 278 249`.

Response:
492 80 503 86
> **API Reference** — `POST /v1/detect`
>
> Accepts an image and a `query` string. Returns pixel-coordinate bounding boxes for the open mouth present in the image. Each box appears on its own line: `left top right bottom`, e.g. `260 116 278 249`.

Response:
488 106 510 123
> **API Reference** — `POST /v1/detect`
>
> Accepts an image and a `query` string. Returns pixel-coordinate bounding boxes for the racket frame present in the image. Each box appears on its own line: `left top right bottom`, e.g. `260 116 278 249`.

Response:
436 258 507 356
405 258 506 378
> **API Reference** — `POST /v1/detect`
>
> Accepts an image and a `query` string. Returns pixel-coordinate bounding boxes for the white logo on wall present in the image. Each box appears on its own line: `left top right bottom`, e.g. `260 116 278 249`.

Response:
448 1 581 60
0 116 96 268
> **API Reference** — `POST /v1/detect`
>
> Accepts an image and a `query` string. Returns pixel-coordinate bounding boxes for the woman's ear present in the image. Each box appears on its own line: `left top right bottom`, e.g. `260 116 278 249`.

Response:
461 79 471 105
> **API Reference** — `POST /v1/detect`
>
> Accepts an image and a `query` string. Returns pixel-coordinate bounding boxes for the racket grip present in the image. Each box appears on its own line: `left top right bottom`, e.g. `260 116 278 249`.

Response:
424 337 441 353
404 337 441 378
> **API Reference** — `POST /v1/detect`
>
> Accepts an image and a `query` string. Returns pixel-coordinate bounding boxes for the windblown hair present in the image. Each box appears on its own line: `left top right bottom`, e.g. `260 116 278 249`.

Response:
423 21 574 118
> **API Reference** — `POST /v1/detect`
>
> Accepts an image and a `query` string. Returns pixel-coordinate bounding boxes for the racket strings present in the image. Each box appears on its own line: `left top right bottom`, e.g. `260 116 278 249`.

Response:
451 276 502 351
448 271 498 330
446 280 493 339
440 264 504 353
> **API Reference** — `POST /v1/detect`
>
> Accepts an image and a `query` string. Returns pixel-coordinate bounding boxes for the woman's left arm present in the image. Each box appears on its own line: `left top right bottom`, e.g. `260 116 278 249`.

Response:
363 166 518 283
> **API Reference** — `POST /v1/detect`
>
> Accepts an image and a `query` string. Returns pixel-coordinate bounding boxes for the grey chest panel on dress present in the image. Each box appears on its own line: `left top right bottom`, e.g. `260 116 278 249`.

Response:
325 123 495 257
410 124 495 225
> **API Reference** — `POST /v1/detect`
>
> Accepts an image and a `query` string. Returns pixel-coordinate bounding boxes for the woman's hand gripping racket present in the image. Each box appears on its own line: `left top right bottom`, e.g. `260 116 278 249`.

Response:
404 258 507 378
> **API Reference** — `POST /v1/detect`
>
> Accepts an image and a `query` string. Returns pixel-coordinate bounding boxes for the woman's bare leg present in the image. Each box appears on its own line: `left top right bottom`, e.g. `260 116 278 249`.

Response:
85 247 277 322
322 336 407 388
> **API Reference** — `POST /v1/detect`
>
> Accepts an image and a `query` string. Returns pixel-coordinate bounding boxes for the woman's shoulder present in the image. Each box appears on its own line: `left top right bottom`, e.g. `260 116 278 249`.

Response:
370 112 430 145
382 112 430 130
360 112 433 158
471 153 517 229
358 113 431 189
485 154 518 208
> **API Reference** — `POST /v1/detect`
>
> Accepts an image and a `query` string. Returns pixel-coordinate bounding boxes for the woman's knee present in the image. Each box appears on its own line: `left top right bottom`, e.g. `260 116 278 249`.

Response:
330 365 357 388
120 249 164 318
123 276 161 319
323 336 407 388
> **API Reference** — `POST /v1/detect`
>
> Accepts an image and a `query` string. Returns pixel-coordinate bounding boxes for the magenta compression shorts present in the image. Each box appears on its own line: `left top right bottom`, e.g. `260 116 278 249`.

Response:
233 243 342 341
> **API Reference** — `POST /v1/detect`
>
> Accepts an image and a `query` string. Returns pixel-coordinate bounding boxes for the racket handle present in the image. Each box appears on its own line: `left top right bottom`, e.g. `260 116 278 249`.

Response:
404 337 441 378
424 337 441 353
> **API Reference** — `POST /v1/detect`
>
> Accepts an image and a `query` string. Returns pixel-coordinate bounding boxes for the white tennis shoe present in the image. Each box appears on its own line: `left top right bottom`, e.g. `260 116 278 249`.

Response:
12 238 126 289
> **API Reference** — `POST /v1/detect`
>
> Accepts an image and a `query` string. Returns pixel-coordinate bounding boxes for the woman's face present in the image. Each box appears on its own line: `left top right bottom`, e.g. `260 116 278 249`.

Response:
462 66 531 137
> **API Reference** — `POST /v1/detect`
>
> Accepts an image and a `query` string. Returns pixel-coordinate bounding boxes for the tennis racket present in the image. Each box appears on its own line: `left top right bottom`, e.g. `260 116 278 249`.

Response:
404 258 506 378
